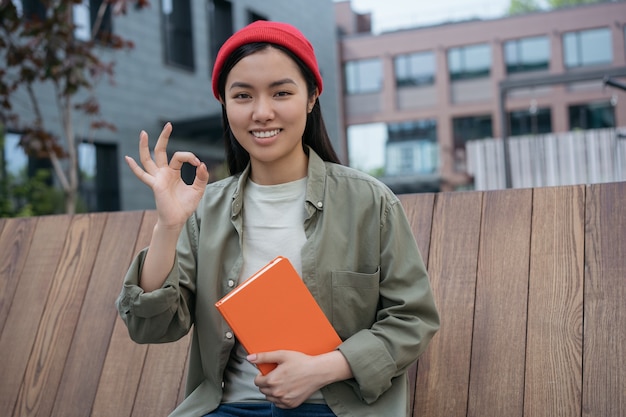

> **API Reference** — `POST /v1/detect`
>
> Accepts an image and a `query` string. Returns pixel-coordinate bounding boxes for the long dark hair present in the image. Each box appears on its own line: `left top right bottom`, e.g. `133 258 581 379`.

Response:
216 42 341 175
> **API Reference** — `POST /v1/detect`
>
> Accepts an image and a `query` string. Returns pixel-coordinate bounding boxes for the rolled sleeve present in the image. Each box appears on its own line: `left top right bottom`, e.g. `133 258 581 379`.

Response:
116 249 192 343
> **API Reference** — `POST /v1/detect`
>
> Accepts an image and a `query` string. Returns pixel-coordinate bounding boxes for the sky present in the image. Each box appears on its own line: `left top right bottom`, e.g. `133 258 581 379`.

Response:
345 0 544 34
340 0 547 171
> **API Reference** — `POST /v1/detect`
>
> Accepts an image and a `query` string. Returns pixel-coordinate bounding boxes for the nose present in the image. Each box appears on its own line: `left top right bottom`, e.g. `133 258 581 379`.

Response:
252 96 274 122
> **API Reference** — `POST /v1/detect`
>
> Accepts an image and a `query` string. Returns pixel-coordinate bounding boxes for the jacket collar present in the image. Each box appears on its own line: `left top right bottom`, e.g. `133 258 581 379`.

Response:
230 146 327 218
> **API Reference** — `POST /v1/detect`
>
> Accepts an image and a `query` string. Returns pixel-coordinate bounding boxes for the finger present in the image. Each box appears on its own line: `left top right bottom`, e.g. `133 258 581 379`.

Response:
138 130 158 174
168 151 201 171
153 122 173 167
125 155 154 187
193 163 210 190
248 351 285 366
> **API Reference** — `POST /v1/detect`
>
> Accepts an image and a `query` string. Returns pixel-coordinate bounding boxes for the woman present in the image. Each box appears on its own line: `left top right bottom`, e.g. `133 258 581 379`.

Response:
117 20 439 417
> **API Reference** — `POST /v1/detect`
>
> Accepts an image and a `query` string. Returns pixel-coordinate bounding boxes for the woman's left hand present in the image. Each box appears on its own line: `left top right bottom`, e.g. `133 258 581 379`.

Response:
248 350 352 409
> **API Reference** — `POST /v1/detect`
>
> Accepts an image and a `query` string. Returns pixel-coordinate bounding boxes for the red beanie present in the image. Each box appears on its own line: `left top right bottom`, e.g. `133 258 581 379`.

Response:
211 20 323 100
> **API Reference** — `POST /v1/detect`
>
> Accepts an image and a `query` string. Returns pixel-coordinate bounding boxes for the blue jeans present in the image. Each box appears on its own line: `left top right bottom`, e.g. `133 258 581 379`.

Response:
202 402 337 417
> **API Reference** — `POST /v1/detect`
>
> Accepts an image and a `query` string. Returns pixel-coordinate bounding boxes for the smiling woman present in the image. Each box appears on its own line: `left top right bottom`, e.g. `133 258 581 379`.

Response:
116 20 439 417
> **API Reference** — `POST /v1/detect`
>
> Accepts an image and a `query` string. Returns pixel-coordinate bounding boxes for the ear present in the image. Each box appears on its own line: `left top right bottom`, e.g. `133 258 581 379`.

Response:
307 88 319 113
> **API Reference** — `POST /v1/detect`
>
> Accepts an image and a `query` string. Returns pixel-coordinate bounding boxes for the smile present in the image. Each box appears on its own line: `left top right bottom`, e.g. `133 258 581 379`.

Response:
251 129 281 138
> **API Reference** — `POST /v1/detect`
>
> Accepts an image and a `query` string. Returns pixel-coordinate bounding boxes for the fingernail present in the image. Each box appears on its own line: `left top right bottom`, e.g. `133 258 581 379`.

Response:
247 354 257 362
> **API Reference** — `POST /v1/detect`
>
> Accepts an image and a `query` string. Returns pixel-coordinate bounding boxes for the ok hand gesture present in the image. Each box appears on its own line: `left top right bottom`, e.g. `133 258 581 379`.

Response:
125 123 209 228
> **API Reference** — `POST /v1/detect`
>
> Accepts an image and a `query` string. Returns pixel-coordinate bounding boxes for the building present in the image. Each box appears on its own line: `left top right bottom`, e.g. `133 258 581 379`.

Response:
335 1 626 192
2 0 343 211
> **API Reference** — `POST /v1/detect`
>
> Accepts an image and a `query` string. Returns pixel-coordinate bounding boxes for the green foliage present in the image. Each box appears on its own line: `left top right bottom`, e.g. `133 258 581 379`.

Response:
547 0 605 7
508 0 543 14
0 169 65 217
507 0 607 14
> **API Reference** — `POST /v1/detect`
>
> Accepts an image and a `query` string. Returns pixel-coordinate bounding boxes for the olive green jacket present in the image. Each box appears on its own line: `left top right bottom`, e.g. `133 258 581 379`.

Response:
116 148 440 417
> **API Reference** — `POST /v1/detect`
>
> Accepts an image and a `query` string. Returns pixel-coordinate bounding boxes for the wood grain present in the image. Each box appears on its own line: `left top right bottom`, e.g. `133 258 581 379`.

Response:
12 214 107 417
398 193 435 416
0 215 71 416
0 217 37 336
92 210 156 417
50 211 144 417
524 185 584 417
413 191 483 417
583 182 626 417
468 188 532 417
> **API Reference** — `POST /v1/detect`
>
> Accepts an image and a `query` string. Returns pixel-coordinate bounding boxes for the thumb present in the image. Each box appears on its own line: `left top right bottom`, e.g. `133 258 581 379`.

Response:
247 351 286 365
193 162 210 189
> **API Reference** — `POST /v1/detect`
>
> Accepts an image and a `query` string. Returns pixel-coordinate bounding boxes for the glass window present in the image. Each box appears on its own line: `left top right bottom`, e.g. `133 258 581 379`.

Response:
344 59 383 94
3 132 28 177
448 44 491 80
563 28 612 68
78 141 120 212
386 120 439 175
569 101 615 130
73 0 113 42
162 0 195 70
209 0 233 66
508 107 552 136
452 115 493 149
504 36 550 74
394 51 435 87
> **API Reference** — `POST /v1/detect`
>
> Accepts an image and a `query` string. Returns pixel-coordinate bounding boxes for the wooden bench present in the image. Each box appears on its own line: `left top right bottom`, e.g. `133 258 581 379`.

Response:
1 182 624 417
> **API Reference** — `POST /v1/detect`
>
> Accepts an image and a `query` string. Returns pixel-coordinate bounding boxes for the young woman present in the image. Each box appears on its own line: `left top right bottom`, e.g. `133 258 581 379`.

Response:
117 20 439 417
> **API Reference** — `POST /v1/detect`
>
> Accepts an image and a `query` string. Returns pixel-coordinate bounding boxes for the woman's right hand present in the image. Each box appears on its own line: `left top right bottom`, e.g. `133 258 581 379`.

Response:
125 122 209 229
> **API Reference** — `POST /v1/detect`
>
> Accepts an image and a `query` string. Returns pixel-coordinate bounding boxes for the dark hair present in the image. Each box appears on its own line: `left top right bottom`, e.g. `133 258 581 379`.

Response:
216 42 341 175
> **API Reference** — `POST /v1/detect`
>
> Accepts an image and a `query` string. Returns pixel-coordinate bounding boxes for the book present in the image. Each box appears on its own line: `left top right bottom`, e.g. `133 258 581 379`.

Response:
215 256 342 375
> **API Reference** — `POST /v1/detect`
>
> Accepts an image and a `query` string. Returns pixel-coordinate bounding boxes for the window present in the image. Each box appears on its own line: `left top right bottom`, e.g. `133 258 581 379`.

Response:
504 36 550 74
452 115 493 149
78 142 120 212
247 10 267 24
508 108 552 136
395 51 435 87
162 0 194 70
73 0 113 42
209 0 234 66
344 59 383 94
448 44 491 80
569 102 615 130
19 0 47 21
3 132 28 177
387 120 439 175
563 28 612 68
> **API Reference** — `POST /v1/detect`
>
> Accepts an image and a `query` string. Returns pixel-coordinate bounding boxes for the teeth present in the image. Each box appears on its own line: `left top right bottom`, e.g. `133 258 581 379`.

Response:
252 129 280 138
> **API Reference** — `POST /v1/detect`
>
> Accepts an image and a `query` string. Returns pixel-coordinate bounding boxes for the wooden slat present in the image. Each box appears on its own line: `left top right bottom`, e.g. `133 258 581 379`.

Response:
524 185 584 417
0 217 37 336
468 188 532 417
131 334 192 417
583 182 626 417
50 211 144 417
398 193 435 261
12 214 107 417
413 191 483 417
92 211 156 417
398 193 435 416
0 215 72 416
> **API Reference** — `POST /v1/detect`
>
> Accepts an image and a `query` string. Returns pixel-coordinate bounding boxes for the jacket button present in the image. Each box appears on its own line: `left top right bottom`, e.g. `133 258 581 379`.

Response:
228 279 235 287
317 201 323 208
225 331 233 339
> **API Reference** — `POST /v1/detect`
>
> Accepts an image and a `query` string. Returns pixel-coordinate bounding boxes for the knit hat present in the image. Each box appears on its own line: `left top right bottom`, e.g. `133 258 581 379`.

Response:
211 20 323 100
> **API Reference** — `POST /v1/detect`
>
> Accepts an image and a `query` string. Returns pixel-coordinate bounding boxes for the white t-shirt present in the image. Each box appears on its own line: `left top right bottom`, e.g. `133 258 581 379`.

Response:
222 177 325 403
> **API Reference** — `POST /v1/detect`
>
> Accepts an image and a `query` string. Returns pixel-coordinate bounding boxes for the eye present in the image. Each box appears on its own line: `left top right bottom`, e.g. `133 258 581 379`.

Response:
274 91 292 98
232 92 251 100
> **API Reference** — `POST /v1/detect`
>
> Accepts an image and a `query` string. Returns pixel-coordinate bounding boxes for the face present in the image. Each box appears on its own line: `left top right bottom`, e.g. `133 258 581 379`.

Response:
223 46 317 184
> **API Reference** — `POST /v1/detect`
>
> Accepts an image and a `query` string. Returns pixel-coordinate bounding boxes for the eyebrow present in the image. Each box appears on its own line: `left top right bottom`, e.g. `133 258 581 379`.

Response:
228 78 298 91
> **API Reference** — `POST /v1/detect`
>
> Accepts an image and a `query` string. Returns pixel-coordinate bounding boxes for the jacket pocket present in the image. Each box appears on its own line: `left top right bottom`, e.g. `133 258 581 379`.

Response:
331 268 380 339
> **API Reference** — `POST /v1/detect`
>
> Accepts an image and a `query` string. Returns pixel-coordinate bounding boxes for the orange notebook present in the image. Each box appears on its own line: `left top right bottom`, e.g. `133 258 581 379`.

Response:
215 256 342 375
